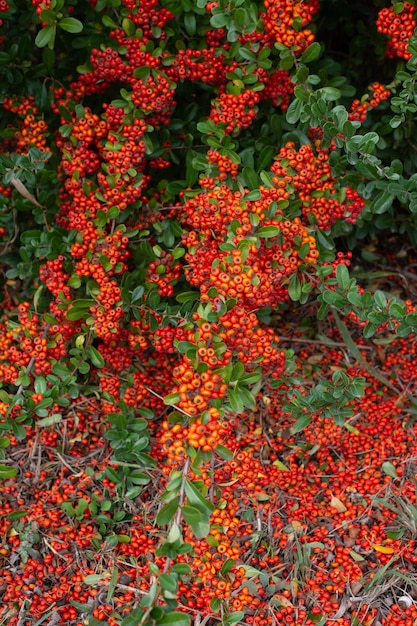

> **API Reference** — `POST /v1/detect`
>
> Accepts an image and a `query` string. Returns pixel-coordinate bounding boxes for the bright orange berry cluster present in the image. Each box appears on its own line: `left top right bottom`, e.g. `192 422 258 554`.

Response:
261 0 319 51
349 82 391 123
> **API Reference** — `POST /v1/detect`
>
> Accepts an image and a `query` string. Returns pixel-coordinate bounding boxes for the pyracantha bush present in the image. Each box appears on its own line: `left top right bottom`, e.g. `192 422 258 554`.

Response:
1 1 417 625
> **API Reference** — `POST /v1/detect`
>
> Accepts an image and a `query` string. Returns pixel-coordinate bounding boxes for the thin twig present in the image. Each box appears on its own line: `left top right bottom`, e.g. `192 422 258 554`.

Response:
145 386 192 418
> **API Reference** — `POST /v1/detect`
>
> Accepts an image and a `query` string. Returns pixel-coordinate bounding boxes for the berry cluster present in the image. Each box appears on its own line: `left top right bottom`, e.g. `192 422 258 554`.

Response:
377 1 417 60
146 250 182 296
271 142 365 229
209 88 261 135
261 0 319 51
349 82 391 123
2 97 50 154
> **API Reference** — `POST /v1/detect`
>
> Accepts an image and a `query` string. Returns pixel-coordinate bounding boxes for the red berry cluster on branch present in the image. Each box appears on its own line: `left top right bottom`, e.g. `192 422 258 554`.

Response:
377 1 417 60
349 82 391 122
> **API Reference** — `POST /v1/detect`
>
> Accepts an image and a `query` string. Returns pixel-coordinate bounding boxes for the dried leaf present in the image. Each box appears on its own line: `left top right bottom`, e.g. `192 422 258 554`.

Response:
10 177 43 208
394 391 409 407
330 597 350 619
270 594 294 607
344 526 360 548
350 581 364 595
370 542 395 554
330 495 347 513
307 354 324 364
291 520 303 534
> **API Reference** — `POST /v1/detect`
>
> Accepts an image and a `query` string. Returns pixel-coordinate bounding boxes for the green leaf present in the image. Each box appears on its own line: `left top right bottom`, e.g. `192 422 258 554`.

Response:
37 413 62 427
58 17 84 33
216 444 234 460
166 521 181 544
259 170 274 188
288 274 302 302
176 291 199 303
87 346 105 369
363 322 378 338
66 300 94 321
273 460 289 471
0 52 10 67
34 376 47 395
35 25 56 48
176 341 196 354
371 191 395 215
158 612 191 626
256 146 274 172
224 612 245 626
382 461 399 479
184 12 196 36
11 422 27 440
374 290 387 311
7 510 28 521
236 385 256 408
316 228 335 251
210 597 221 612
228 387 244 414
256 226 280 238
164 392 180 406
184 480 214 515
0 153 15 168
182 505 210 538
84 573 111 585
121 17 135 36
321 86 341 101
105 466 122 484
231 361 244 382
105 567 118 603
286 98 303 124
156 497 179 526
70 600 93 612
346 289 363 306
393 2 404 13
245 189 262 201
159 573 178 595
336 264 349 290
102 15 118 28
239 371 261 385
221 558 235 576
210 13 227 28
242 166 259 190
299 42 321 63
131 285 144 302
291 414 311 433
171 563 191 574
0 465 18 479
